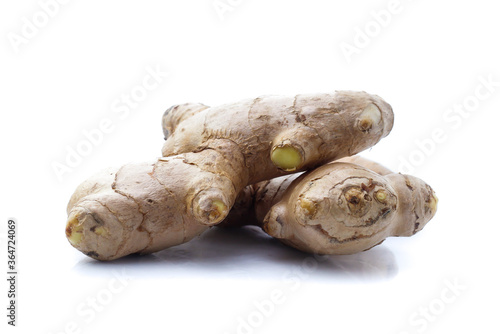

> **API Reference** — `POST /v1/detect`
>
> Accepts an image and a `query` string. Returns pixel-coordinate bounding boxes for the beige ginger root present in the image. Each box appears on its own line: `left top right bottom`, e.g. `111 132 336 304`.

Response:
66 143 244 260
222 156 438 254
67 91 393 260
161 91 393 181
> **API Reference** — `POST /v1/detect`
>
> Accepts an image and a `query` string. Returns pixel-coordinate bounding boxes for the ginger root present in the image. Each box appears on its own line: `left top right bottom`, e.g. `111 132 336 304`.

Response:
223 156 438 254
161 91 393 181
66 144 242 260
67 91 394 260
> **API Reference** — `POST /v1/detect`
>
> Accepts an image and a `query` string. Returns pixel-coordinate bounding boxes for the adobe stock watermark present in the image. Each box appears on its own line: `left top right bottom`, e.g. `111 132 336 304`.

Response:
398 277 466 334
212 0 245 21
339 0 415 64
51 64 168 182
223 253 328 334
398 74 499 174
47 269 132 334
7 0 72 54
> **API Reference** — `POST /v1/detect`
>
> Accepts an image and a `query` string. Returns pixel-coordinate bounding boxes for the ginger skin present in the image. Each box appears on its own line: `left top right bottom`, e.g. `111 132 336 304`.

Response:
66 143 243 260
67 91 394 260
161 91 394 183
223 156 438 254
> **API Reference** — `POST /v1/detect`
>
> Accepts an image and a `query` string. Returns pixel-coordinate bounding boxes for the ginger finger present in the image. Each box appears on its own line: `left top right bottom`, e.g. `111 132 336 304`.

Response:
162 91 394 183
223 157 437 254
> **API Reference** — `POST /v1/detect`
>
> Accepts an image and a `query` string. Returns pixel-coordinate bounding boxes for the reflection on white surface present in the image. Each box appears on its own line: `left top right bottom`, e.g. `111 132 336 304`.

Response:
73 226 398 282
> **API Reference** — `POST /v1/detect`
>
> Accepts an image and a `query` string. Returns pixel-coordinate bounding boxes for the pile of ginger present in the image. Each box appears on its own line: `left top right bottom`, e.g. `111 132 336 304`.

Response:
65 91 437 261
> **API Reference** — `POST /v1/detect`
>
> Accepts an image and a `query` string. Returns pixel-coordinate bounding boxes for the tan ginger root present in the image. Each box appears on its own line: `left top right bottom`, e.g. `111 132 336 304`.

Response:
67 91 393 260
162 91 393 180
66 144 244 260
222 156 438 254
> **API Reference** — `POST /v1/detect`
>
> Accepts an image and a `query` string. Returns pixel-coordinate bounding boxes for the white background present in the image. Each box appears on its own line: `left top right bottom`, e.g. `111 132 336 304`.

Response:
1 1 499 333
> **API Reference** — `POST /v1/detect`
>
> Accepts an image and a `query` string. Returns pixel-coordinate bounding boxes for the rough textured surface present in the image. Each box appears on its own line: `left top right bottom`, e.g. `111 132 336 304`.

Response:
222 156 438 254
66 143 242 260
221 156 393 228
67 91 394 260
162 91 394 184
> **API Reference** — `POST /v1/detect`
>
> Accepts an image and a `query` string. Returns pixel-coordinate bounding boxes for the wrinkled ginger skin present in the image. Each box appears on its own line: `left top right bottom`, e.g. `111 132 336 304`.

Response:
223 157 438 254
221 156 394 228
162 103 209 140
67 92 394 261
66 141 244 261
162 91 394 184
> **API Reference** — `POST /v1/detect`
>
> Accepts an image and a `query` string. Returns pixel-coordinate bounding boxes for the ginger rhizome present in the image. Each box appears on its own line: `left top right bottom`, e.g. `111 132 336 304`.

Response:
223 156 438 254
161 91 393 179
66 91 394 260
